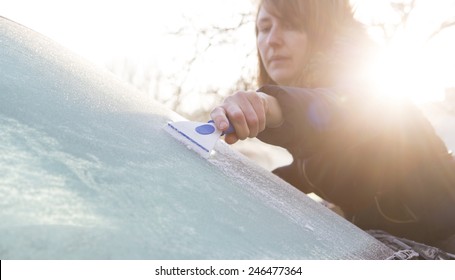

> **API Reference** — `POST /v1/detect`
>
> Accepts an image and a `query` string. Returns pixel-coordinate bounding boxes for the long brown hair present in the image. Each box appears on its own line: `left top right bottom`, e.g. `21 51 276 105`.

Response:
256 0 366 87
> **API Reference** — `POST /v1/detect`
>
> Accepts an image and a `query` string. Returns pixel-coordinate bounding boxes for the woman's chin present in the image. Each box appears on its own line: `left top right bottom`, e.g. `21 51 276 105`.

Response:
270 76 294 86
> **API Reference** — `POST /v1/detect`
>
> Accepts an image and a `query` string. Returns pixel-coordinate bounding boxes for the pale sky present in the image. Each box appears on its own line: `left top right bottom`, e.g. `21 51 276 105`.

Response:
2 0 455 106
0 0 253 62
1 0 257 113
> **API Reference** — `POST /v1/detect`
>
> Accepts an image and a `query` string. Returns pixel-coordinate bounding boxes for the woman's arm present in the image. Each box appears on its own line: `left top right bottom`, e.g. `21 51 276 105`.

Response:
256 85 342 156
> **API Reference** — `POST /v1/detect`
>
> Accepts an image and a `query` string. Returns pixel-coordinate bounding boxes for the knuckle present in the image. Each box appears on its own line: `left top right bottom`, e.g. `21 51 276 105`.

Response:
211 106 224 114
247 117 259 128
224 95 235 103
234 90 250 100
238 132 249 140
247 91 260 101
229 110 244 122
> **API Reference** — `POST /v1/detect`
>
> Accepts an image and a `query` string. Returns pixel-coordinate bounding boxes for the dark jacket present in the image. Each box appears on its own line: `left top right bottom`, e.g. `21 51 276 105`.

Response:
257 84 455 245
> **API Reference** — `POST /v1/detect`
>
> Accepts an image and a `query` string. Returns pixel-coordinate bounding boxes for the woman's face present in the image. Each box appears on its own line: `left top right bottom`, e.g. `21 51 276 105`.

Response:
256 5 309 86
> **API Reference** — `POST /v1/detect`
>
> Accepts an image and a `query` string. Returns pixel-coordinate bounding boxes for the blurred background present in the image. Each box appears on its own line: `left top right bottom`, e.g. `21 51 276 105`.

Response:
2 0 455 169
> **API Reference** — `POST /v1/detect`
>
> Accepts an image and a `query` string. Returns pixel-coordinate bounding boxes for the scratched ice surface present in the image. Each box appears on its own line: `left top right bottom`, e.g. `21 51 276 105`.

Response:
0 17 393 259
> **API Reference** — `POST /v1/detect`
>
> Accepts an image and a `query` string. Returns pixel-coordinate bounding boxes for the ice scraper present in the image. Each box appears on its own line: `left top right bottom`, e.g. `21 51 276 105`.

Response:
164 120 234 158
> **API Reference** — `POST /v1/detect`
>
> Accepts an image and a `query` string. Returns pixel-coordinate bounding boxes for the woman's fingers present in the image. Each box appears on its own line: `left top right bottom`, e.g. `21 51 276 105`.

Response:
246 91 267 133
223 99 250 140
210 106 230 130
226 91 267 139
224 133 239 144
210 91 268 143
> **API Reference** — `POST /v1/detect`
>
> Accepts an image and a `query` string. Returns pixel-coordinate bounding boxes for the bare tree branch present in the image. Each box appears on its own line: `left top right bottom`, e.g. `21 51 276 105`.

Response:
426 19 455 42
369 0 418 43
106 0 455 120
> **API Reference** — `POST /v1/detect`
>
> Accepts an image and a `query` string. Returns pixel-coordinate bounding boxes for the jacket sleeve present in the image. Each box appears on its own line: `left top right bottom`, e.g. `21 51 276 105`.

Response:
257 85 343 158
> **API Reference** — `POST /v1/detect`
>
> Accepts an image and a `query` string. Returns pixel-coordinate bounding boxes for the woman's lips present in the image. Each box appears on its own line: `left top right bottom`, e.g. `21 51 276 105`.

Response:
268 56 290 65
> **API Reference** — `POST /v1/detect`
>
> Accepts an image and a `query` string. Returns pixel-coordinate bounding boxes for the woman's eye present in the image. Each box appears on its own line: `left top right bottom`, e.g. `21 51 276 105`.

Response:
258 26 271 33
283 21 297 30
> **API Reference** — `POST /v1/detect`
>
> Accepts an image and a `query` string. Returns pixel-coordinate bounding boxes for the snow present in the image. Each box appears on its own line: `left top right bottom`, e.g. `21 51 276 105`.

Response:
0 17 393 259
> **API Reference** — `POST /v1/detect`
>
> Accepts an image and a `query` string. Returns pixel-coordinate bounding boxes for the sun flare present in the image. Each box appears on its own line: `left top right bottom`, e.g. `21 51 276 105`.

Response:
369 41 446 104
352 0 455 105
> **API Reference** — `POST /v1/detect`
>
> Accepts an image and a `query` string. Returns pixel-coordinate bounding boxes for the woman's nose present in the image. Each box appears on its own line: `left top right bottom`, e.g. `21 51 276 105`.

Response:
267 26 283 47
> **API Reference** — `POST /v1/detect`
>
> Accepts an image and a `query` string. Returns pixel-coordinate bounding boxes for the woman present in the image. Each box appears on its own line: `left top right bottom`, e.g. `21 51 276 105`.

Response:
210 0 455 253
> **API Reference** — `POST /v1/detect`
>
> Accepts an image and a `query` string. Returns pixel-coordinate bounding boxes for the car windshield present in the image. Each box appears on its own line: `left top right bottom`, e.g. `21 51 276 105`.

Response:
0 16 393 259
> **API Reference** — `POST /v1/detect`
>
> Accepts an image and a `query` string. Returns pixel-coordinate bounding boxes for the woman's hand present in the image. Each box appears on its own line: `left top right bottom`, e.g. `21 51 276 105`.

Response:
210 91 283 144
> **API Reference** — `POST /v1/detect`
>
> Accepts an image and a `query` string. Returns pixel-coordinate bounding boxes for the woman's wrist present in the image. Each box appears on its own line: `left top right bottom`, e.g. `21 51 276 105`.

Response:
257 91 284 128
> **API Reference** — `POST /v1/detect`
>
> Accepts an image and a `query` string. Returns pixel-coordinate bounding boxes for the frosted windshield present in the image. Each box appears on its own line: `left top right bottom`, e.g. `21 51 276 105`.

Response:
0 17 393 259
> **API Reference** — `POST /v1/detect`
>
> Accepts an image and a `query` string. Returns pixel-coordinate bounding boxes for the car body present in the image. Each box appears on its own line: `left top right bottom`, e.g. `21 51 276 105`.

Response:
0 16 393 259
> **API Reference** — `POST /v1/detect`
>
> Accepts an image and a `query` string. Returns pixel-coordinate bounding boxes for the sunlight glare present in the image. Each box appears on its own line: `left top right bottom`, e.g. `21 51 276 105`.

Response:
353 0 454 104
370 41 446 104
